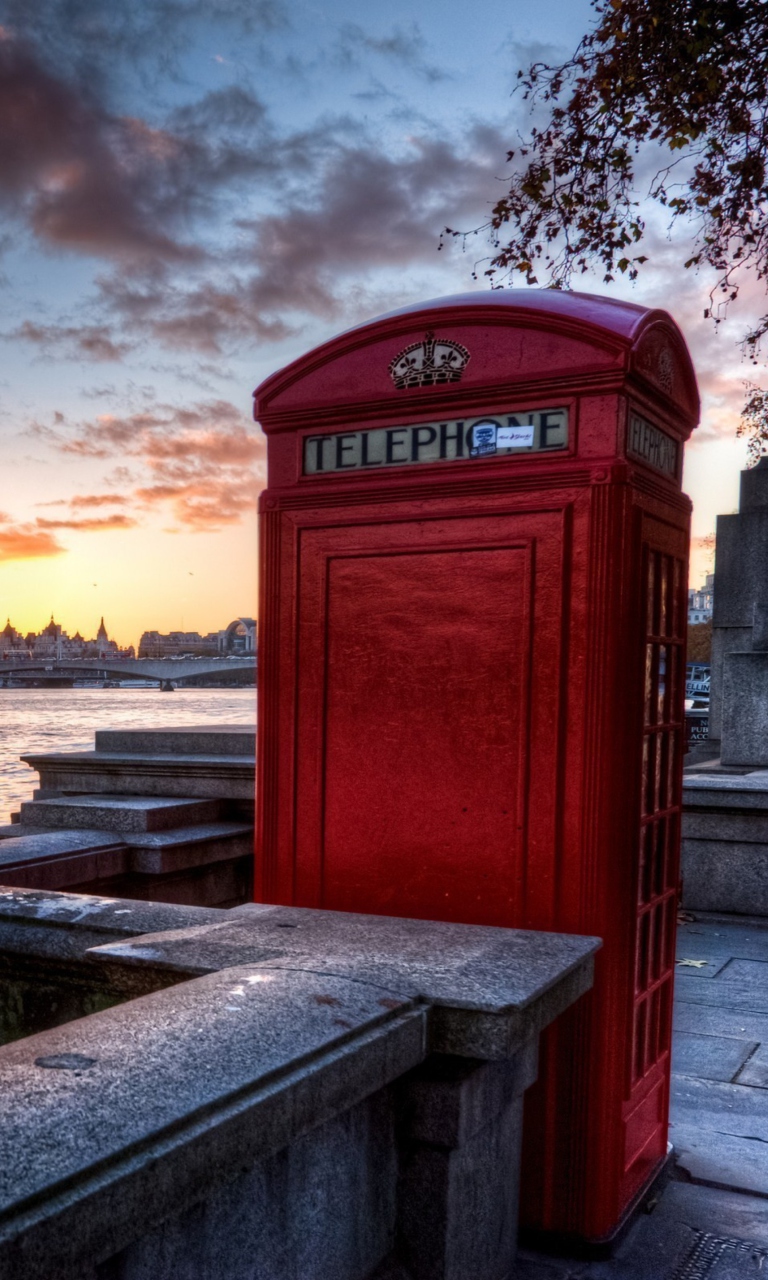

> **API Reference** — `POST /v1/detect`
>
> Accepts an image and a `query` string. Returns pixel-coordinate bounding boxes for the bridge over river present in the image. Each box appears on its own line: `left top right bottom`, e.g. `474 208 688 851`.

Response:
0 657 255 686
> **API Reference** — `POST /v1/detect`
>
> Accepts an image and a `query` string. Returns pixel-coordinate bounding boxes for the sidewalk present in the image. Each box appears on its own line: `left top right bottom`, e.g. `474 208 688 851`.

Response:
517 914 768 1279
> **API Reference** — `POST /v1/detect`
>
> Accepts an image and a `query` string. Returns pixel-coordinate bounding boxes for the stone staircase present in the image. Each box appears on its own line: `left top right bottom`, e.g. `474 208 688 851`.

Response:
0 726 255 907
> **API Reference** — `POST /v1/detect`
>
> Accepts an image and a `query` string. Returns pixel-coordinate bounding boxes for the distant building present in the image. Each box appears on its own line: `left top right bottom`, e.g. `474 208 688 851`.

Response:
688 573 714 626
138 629 221 658
1 619 28 659
0 617 134 660
218 618 257 655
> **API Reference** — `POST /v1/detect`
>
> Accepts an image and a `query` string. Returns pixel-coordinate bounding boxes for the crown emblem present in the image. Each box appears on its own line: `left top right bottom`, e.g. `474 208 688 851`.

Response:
389 331 470 391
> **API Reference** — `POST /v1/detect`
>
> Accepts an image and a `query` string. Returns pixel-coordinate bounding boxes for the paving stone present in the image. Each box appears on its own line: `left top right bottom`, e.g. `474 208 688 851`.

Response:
734 1044 768 1089
657 1183 768 1250
669 979 768 1015
705 1241 768 1278
672 1075 768 1139
674 1002 768 1042
517 1183 768 1278
671 1123 768 1198
718 960 768 987
672 1033 758 1083
677 926 768 964
675 957 733 978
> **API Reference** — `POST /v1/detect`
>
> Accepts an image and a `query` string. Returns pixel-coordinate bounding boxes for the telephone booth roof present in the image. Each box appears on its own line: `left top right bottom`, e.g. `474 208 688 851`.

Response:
254 289 700 432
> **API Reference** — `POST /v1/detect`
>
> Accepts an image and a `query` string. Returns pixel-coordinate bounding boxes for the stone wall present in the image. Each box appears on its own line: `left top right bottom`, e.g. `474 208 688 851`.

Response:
0 889 598 1280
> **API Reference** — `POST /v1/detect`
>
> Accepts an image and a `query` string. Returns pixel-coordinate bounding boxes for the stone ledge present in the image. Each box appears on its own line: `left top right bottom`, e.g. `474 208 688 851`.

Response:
0 966 426 1279
0 832 129 892
88 904 600 1059
94 725 255 756
684 773 768 810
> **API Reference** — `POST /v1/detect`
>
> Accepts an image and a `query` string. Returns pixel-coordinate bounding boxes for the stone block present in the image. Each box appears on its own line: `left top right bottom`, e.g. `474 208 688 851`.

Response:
740 457 768 512
712 510 768 629
708 624 752 742
0 887 227 966
107 1090 398 1280
684 773 768 807
94 725 255 757
396 1054 527 1274
19 795 221 834
0 889 597 1279
753 603 768 651
682 839 768 915
106 854 253 910
396 1044 538 1147
683 809 768 842
722 652 768 766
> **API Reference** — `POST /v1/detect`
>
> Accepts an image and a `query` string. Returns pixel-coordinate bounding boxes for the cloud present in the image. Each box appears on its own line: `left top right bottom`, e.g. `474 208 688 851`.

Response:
0 514 66 561
171 86 267 131
39 399 266 531
336 23 449 83
8 320 132 361
134 472 262 529
236 128 511 315
0 33 277 265
2 0 289 94
92 122 512 352
35 514 137 531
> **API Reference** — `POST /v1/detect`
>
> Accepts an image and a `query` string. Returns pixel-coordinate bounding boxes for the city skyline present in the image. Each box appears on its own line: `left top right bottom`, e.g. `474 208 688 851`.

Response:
0 610 254 652
0 0 760 628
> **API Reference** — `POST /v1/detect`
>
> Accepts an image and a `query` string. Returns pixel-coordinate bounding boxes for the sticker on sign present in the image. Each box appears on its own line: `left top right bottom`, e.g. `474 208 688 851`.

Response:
497 424 535 448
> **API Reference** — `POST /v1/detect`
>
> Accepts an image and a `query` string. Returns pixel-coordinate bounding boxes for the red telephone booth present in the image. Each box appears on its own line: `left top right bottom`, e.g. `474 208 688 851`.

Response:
254 291 699 1247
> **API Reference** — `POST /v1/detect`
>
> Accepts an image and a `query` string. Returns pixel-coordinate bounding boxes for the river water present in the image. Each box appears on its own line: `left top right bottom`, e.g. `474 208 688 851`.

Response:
0 687 256 823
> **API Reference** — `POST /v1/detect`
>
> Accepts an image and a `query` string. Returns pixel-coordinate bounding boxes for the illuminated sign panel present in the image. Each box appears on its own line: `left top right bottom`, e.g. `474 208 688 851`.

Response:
303 408 568 475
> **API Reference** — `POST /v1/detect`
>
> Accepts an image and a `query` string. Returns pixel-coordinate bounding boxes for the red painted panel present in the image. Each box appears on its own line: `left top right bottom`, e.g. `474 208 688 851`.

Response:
322 546 530 922
291 508 565 924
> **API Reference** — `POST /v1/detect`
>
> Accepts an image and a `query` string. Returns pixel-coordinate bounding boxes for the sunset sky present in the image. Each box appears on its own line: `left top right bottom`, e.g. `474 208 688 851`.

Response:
0 0 759 647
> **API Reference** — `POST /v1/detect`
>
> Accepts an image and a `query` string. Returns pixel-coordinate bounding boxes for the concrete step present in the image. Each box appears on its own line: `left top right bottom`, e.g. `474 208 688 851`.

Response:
0 825 53 841
94 726 255 756
0 830 128 891
0 820 252 896
126 821 253 874
19 752 256 802
19 795 222 834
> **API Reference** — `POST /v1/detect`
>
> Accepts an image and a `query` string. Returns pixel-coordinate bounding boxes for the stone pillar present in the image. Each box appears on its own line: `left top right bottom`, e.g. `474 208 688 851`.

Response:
395 1045 538 1280
708 459 768 763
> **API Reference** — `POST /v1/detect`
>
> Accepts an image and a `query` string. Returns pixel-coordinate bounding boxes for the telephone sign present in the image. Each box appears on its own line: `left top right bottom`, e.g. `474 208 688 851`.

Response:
303 406 568 474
